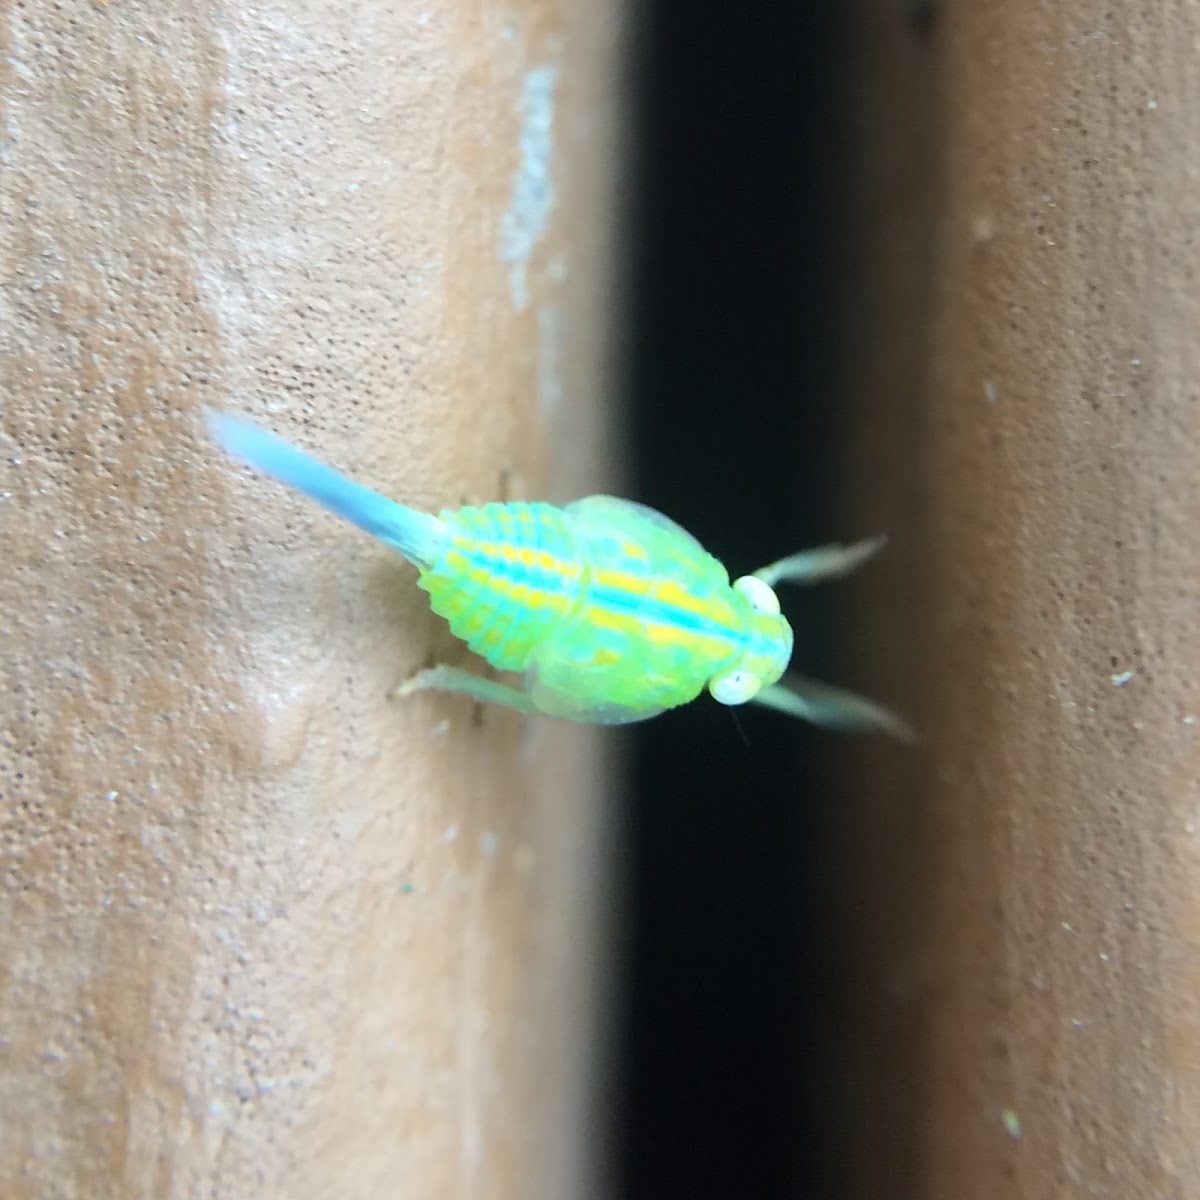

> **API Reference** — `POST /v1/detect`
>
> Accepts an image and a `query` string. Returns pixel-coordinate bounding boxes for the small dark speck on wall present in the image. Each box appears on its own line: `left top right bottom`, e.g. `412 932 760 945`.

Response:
908 0 939 38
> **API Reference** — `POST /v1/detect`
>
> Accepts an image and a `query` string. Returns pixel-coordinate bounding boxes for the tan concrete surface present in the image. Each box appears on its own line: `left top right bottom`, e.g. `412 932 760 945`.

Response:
1 2 621 1197
840 2 1200 1195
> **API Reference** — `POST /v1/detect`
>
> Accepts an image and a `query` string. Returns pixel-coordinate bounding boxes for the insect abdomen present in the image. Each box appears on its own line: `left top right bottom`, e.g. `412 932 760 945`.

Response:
418 501 584 672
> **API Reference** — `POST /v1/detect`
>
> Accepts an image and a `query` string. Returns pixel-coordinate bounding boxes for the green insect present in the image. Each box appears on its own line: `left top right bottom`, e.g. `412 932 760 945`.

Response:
208 412 909 737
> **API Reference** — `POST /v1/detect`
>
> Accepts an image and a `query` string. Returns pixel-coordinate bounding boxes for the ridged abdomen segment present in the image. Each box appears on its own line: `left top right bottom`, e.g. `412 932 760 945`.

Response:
418 502 585 672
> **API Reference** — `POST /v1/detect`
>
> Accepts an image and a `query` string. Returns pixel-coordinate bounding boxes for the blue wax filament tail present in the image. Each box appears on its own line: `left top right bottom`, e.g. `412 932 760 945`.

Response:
206 411 445 569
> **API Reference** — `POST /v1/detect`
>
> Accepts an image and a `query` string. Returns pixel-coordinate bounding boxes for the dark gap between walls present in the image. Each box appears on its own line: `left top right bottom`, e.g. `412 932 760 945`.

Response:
613 5 854 1199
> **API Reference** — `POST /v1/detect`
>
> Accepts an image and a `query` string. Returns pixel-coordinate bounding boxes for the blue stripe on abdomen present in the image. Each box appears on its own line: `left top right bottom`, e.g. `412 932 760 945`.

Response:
586 584 739 643
420 502 585 671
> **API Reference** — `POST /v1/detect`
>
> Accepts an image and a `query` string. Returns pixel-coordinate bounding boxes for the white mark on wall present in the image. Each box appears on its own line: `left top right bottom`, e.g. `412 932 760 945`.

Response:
499 64 558 311
537 305 563 414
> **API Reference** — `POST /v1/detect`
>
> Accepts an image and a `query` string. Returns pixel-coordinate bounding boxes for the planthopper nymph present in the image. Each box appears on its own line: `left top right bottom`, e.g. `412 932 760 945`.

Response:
208 412 910 737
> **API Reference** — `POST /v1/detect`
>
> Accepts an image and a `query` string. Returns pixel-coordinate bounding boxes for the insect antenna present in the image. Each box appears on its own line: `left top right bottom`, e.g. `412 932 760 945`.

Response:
728 706 752 750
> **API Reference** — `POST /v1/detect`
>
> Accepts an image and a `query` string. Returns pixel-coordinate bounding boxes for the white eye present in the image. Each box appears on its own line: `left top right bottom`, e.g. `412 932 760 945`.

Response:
734 575 780 616
709 668 761 706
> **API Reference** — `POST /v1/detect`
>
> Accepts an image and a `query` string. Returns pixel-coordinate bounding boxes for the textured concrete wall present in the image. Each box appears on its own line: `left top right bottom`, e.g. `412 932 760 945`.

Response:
1 3 619 1197
841 2 1200 1195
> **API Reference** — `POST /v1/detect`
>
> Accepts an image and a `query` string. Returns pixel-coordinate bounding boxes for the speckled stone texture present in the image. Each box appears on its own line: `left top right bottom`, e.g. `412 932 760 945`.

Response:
838 2 1200 1197
1 3 620 1197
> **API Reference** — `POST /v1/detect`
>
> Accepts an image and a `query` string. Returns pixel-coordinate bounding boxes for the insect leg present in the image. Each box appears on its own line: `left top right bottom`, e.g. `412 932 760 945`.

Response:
753 535 886 588
753 673 914 741
390 665 540 714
